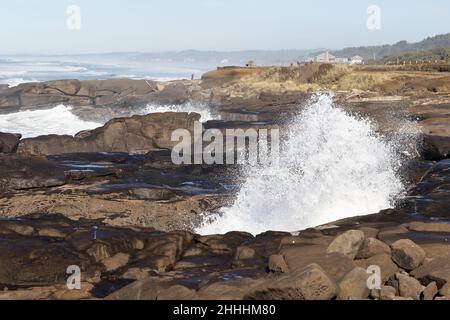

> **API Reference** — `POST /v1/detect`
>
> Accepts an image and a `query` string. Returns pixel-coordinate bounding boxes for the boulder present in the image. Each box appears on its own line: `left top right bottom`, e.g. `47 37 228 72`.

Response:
17 112 201 156
248 231 291 258
422 281 438 300
386 275 400 294
326 230 365 259
246 263 338 300
410 254 450 287
371 285 397 300
439 283 450 297
420 243 450 259
355 253 398 282
356 238 391 259
359 227 379 239
391 239 426 271
281 245 355 282
0 132 21 153
268 254 289 273
337 267 370 300
157 285 199 300
379 285 397 300
105 278 163 300
421 134 450 160
196 232 254 255
396 273 423 300
135 231 194 272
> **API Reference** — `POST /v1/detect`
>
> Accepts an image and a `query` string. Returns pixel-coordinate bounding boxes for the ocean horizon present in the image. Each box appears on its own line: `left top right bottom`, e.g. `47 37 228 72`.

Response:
0 54 216 87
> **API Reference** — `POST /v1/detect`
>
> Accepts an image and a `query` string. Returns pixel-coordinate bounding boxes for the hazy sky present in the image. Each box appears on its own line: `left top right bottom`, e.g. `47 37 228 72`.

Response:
1 0 449 54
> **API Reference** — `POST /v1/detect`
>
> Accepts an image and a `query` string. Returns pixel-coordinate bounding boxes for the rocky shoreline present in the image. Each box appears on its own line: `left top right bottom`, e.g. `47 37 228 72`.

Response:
1 66 450 300
1 210 450 300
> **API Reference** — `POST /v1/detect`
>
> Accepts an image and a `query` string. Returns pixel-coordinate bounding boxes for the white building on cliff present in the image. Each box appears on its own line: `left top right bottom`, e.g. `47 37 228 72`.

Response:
308 52 364 65
314 52 337 63
350 55 364 64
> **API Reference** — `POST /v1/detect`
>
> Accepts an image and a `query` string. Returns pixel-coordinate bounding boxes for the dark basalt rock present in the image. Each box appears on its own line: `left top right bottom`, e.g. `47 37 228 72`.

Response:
0 154 66 192
17 112 201 156
0 79 196 113
0 79 156 110
0 132 21 153
2 76 450 300
421 134 450 160
0 212 449 300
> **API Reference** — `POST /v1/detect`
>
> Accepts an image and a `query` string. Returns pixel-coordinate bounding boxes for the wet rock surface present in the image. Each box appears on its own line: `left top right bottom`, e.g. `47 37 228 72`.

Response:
0 79 194 112
1 77 450 300
1 146 450 300
0 151 235 230
0 154 66 192
17 112 201 156
0 132 21 153
0 213 448 300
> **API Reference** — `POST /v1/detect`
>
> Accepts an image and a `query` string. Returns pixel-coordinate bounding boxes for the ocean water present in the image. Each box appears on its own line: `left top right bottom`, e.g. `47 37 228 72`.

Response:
0 103 216 138
141 102 216 122
0 55 216 87
0 105 102 138
0 55 219 137
197 93 415 235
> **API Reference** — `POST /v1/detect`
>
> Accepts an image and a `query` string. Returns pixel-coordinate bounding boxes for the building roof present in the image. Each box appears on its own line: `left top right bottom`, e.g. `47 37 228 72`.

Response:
316 52 336 60
351 55 363 60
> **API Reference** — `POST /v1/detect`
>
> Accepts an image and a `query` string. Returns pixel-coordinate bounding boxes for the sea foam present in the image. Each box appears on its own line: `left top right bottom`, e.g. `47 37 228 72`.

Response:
0 105 101 138
197 93 410 235
0 102 217 138
142 102 217 122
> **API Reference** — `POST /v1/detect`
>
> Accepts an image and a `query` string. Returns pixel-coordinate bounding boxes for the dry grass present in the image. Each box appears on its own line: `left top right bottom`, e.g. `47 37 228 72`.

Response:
235 64 324 93
234 64 394 93
201 67 269 88
237 78 320 92
204 64 450 96
328 69 394 91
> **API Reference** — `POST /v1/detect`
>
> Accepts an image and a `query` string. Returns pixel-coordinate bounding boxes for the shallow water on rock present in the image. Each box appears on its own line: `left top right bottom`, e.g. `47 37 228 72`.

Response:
401 159 450 219
50 152 237 197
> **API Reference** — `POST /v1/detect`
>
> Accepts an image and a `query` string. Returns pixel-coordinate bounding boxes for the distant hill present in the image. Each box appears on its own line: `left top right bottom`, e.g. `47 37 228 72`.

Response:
380 48 450 63
331 33 450 60
58 49 324 66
